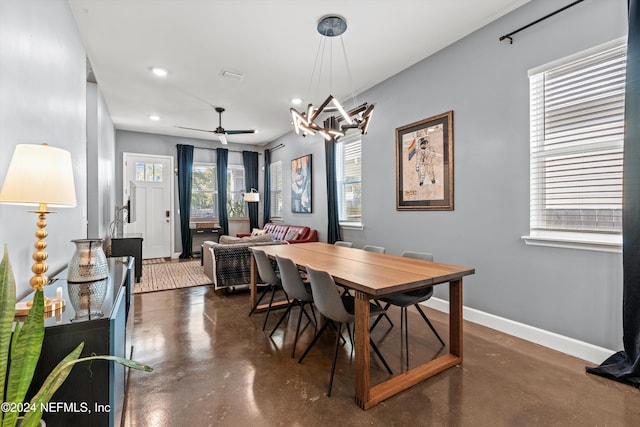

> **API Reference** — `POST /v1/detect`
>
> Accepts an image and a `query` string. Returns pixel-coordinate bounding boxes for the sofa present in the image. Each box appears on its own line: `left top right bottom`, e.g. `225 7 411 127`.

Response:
203 234 286 291
237 222 318 244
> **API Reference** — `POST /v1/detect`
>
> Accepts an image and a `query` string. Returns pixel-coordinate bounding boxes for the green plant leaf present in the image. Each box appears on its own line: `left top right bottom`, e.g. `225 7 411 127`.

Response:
3 290 44 427
22 346 152 427
0 245 17 425
21 342 84 427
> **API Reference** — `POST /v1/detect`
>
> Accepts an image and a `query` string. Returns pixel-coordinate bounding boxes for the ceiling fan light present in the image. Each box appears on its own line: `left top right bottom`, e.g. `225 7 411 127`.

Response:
218 134 228 145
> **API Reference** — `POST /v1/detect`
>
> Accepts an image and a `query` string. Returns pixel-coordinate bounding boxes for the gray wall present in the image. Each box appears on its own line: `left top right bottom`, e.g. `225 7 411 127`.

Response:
87 82 117 240
267 0 628 351
0 0 90 299
115 130 265 254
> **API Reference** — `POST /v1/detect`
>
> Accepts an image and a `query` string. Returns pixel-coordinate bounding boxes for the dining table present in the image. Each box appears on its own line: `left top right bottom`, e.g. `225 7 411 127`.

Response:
248 242 475 410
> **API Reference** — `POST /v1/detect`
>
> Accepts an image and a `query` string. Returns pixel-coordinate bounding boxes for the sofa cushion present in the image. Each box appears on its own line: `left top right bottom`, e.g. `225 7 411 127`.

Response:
251 228 267 236
219 234 274 244
284 229 300 241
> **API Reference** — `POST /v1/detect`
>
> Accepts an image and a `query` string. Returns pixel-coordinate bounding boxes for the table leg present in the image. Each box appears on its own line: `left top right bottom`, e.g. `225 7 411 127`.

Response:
449 278 463 358
250 253 257 310
354 291 371 409
359 279 465 409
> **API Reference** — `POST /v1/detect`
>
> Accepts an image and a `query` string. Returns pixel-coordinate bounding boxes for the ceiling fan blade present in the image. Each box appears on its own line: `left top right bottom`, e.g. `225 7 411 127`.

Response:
225 129 256 135
218 134 228 145
175 125 215 133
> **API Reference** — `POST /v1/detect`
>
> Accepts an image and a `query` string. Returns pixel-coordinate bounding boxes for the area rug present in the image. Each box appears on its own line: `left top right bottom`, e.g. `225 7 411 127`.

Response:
134 260 211 294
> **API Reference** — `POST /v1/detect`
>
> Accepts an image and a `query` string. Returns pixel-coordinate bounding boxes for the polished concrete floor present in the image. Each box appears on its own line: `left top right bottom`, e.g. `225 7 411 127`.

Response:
123 285 640 426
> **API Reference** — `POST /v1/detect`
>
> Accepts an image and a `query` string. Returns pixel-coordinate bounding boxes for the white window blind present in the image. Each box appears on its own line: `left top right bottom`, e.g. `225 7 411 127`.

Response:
336 134 362 224
227 165 246 218
270 161 283 218
529 41 625 242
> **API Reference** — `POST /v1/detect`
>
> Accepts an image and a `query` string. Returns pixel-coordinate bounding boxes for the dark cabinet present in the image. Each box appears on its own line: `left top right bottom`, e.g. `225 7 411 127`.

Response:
22 257 134 427
190 227 219 257
110 234 143 282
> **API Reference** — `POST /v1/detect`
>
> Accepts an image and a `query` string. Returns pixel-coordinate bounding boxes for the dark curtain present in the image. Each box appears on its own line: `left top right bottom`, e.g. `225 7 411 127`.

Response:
325 138 340 244
263 148 271 224
216 147 229 236
177 144 194 258
243 150 259 230
586 1 640 388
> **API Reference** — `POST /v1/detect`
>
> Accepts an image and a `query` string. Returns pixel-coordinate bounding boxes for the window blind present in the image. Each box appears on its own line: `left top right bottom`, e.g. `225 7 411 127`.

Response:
529 43 626 235
269 161 283 218
336 134 362 223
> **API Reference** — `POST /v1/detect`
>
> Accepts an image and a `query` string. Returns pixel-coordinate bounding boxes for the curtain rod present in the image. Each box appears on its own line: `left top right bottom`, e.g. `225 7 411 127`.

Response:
499 0 584 44
193 145 263 155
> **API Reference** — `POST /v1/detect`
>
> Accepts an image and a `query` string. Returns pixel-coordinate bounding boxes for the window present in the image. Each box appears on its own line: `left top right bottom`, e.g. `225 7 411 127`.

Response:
190 163 246 219
270 160 283 218
227 165 247 218
525 39 626 252
191 163 217 219
336 135 362 225
135 162 163 182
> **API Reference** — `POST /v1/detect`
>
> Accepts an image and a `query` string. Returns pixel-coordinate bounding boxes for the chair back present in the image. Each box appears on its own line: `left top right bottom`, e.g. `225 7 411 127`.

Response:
363 245 385 253
402 251 434 298
252 249 280 285
401 251 433 261
334 241 353 248
305 265 354 323
276 255 312 302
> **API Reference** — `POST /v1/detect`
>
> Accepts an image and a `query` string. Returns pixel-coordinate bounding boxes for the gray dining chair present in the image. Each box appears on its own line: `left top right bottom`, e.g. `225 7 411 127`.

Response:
270 255 316 358
362 245 385 253
362 244 394 326
298 265 392 397
248 249 288 331
334 241 353 248
371 251 445 371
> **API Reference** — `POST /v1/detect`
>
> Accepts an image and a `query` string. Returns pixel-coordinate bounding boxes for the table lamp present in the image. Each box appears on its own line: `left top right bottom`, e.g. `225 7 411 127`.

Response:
0 143 77 312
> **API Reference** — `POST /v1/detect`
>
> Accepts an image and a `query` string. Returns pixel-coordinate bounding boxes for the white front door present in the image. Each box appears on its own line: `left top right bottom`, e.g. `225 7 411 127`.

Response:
123 153 173 259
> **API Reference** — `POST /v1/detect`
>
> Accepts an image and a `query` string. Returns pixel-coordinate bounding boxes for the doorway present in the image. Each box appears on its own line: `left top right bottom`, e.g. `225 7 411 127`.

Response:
122 153 174 259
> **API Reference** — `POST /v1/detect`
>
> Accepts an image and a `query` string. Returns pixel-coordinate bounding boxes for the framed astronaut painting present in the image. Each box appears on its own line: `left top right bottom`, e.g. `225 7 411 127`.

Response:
396 110 454 210
291 154 312 213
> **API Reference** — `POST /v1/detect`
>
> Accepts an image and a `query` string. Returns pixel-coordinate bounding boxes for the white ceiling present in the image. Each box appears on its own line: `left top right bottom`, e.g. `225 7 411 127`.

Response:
68 0 529 146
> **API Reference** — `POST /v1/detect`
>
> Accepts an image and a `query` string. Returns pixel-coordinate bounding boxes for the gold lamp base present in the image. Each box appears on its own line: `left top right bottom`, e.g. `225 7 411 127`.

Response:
15 297 65 318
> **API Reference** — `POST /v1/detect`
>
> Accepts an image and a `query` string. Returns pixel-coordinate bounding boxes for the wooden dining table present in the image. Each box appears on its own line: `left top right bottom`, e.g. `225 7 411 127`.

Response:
248 242 475 409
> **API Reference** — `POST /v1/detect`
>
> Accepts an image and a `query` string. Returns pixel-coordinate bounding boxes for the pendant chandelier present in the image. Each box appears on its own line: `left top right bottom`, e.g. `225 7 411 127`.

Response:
290 15 374 142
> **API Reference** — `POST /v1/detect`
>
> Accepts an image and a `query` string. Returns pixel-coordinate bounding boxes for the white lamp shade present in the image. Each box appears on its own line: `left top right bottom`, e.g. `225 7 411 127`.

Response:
0 144 77 207
243 191 260 202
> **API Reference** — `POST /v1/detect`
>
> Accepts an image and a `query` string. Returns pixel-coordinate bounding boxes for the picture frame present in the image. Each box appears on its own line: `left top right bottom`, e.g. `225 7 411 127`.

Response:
396 110 454 210
291 154 312 213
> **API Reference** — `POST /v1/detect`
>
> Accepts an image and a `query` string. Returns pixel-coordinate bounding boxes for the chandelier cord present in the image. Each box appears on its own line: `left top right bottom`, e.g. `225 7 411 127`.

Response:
339 35 358 110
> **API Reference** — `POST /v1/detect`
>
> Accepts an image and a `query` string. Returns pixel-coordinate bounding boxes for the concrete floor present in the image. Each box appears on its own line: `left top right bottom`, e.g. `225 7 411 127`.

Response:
123 285 640 427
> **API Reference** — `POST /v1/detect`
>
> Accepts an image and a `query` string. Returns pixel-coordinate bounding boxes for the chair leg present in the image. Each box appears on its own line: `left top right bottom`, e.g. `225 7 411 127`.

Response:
370 338 393 375
327 322 343 397
375 300 394 327
415 304 445 346
298 320 331 363
262 287 277 331
269 302 293 337
248 285 270 316
292 302 305 358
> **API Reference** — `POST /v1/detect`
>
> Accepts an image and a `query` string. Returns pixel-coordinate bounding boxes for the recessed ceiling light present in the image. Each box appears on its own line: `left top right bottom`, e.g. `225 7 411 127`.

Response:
150 67 168 77
220 69 245 80
149 115 160 121
291 98 303 105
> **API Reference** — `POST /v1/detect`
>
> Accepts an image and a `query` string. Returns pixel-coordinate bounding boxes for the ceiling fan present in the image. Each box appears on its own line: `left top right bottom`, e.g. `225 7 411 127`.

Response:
175 107 255 145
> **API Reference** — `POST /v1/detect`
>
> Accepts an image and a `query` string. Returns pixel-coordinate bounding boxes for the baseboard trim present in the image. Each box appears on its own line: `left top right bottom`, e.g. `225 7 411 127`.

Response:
422 298 614 365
